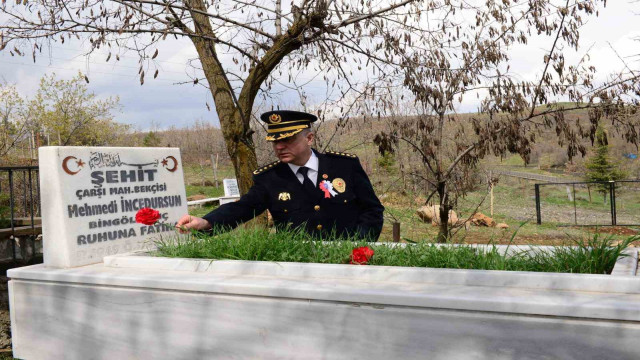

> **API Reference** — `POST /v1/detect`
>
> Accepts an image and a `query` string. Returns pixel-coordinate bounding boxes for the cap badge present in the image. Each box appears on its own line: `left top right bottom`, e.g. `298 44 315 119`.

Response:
269 114 282 124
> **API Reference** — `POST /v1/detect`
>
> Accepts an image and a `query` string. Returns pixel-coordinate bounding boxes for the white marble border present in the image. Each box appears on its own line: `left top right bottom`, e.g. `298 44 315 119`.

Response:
102 245 640 294
611 248 638 276
10 276 640 360
9 245 640 359
8 244 640 324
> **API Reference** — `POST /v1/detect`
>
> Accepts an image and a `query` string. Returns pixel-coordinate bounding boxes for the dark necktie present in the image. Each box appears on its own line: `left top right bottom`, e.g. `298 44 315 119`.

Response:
297 166 317 195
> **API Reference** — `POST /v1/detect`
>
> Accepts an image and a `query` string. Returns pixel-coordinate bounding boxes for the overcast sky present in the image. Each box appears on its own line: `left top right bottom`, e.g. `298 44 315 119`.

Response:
1 1 638 131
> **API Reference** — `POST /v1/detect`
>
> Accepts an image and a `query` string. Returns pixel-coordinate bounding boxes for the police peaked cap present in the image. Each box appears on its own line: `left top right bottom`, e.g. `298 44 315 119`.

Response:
260 110 318 141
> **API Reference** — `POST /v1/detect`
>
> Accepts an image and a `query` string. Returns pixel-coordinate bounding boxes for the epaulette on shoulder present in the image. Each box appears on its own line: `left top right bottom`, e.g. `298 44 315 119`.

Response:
325 150 358 159
253 160 280 175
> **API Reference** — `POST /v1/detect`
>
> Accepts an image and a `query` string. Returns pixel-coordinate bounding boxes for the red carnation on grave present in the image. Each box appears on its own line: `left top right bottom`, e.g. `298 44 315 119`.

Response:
350 246 375 265
135 207 161 225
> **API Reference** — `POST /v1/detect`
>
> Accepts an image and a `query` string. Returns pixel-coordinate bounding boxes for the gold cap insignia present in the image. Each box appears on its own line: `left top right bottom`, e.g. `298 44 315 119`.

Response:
269 114 282 124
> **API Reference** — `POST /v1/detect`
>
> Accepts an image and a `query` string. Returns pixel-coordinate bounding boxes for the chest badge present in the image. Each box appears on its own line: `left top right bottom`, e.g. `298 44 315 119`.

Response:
332 178 346 193
278 192 291 201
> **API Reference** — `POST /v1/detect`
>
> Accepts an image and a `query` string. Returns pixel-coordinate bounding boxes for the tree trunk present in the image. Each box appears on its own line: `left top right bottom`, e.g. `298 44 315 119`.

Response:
225 111 258 195
436 181 449 243
186 0 307 195
187 3 258 195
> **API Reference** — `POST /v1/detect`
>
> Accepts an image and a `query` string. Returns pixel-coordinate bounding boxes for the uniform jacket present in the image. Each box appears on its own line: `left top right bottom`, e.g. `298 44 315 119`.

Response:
203 150 384 240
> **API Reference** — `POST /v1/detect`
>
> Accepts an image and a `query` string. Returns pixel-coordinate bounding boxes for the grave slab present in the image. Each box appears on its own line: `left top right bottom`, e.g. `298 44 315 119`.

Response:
7 249 640 360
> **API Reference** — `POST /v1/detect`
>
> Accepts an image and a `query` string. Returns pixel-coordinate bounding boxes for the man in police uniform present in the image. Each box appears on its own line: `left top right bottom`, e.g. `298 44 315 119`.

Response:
176 110 384 240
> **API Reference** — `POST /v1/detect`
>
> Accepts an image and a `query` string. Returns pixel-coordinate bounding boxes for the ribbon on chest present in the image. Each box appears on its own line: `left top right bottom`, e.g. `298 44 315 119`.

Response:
319 180 338 198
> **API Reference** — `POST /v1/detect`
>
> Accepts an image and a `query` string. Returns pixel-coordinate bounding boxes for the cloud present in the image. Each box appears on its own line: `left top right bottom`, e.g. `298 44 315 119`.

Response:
0 37 220 130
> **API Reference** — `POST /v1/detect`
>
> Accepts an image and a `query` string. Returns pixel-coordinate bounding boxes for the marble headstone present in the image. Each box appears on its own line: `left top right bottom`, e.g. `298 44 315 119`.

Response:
39 146 188 268
223 178 240 197
220 178 241 205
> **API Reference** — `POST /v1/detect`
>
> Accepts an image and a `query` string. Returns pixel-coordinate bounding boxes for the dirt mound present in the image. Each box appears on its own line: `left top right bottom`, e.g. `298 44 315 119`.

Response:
187 194 208 201
580 226 638 236
471 212 496 227
189 180 216 187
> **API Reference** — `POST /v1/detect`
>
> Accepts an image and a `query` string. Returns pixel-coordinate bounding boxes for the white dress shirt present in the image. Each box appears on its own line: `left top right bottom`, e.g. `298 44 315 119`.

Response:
287 151 319 186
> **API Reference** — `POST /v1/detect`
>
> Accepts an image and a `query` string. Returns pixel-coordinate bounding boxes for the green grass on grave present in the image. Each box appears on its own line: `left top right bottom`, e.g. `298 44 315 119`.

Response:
153 227 637 274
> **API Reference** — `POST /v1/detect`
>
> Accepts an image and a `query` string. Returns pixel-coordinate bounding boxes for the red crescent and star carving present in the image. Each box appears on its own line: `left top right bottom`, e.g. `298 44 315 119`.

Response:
62 156 85 175
162 156 178 172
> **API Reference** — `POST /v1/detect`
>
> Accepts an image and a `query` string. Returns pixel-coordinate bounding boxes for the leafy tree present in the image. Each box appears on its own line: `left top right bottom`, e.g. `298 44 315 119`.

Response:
143 131 162 147
30 73 127 146
584 124 626 203
1 74 128 163
376 151 396 174
0 81 28 158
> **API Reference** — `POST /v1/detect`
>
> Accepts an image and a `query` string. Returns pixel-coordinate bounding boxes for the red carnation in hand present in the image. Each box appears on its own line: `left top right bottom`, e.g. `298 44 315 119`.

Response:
350 246 375 265
135 207 161 225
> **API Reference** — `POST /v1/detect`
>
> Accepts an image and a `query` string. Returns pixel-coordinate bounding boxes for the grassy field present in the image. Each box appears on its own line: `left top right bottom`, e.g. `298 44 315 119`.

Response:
183 161 640 245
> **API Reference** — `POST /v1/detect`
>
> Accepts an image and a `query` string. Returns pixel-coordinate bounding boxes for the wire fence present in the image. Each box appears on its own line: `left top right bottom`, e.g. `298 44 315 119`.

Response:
535 180 640 227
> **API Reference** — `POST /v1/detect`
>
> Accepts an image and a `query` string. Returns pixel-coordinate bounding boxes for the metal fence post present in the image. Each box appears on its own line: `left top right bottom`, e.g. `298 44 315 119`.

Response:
612 181 617 226
609 181 616 226
392 222 400 242
572 184 577 225
22 170 27 217
8 170 16 261
535 184 541 225
36 169 41 216
28 168 36 260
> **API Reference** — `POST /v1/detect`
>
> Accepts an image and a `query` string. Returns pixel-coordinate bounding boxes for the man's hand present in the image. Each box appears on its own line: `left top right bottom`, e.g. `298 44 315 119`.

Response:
176 215 212 234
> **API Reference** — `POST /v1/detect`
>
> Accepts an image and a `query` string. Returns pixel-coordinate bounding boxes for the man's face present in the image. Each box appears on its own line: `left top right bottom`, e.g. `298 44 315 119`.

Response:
272 131 314 165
